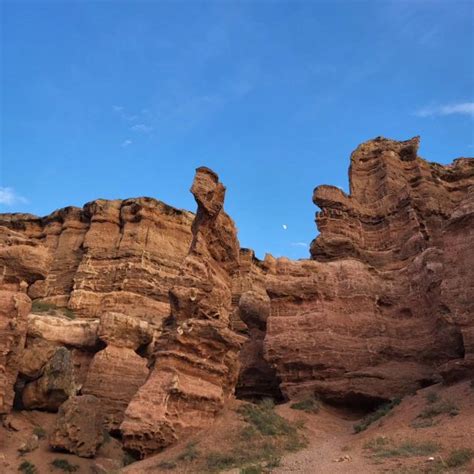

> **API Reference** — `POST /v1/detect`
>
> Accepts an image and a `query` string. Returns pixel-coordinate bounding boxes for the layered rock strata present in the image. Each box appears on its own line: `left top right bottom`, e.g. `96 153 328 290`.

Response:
0 136 472 457
82 312 151 430
0 227 46 414
264 137 473 404
0 198 194 323
121 167 245 456
49 394 105 457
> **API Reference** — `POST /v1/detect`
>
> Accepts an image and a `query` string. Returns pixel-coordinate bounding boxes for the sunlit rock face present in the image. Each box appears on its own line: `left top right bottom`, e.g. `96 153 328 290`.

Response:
0 227 45 414
0 136 472 458
0 198 194 323
121 167 244 457
263 137 473 404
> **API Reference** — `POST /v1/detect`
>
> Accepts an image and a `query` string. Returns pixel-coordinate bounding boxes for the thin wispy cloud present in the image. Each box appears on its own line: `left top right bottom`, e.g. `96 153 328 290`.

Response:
121 139 132 147
291 242 308 248
131 124 153 133
113 105 138 122
415 102 474 117
0 187 27 206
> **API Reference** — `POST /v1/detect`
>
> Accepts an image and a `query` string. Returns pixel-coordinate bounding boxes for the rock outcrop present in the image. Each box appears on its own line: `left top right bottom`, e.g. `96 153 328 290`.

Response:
0 136 472 459
49 394 104 457
82 312 151 430
0 288 31 414
27 313 99 348
0 227 47 414
264 137 473 404
0 199 194 323
21 346 76 411
121 167 245 457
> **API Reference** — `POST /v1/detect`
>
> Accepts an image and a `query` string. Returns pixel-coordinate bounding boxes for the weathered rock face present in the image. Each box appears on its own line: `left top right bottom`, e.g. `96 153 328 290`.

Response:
0 136 472 455
82 312 151 430
27 313 99 348
21 346 76 411
121 167 244 457
97 311 154 350
0 227 46 414
0 199 194 323
310 137 472 268
49 395 104 457
264 137 473 404
0 288 31 414
18 338 58 380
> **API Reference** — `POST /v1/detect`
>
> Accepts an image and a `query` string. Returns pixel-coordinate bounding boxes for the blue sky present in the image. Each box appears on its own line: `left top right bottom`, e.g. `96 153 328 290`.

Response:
1 0 473 259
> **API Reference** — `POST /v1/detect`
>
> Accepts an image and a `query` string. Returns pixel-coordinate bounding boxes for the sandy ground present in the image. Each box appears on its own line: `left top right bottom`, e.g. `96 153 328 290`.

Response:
2 380 473 473
0 409 124 473
271 380 474 473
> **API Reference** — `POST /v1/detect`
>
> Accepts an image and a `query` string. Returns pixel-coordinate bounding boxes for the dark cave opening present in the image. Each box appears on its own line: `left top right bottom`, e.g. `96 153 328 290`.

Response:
321 391 390 415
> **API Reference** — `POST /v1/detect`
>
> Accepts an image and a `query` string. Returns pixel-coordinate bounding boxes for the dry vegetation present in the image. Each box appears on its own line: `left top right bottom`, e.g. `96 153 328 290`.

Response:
154 399 307 473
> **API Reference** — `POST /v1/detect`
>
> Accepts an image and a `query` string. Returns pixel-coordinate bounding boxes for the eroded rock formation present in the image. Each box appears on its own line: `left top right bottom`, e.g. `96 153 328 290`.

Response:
0 227 46 414
0 136 472 460
264 137 473 404
49 394 105 457
21 346 76 411
82 312 151 430
0 198 194 322
121 167 245 457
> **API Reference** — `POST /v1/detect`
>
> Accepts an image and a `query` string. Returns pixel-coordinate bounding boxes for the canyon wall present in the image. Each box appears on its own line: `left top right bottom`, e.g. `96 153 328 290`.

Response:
0 136 472 456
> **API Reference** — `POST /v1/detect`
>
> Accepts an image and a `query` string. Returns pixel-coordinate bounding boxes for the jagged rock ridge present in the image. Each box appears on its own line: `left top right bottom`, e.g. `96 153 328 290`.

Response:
0 136 472 458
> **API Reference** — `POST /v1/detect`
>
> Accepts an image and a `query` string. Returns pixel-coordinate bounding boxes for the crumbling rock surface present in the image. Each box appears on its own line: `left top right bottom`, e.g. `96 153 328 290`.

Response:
121 167 245 457
264 137 473 403
0 288 31 414
82 312 151 430
49 394 104 457
0 136 472 457
27 313 99 348
18 338 58 380
0 228 42 414
97 311 154 350
0 199 194 323
21 346 76 411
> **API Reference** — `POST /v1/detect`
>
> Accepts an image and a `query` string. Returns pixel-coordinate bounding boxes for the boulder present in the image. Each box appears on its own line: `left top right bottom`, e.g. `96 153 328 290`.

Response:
82 345 149 430
49 395 104 457
22 347 76 411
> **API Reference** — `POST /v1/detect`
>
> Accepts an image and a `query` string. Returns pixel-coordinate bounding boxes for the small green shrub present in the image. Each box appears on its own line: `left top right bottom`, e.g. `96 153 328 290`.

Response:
18 461 37 474
410 417 439 429
290 396 320 414
266 456 281 468
157 460 177 470
31 301 75 319
425 392 440 404
353 398 401 433
33 426 47 439
62 308 76 319
364 437 439 459
123 452 137 466
203 401 305 472
417 399 459 419
238 399 294 436
445 448 474 467
240 465 263 474
206 452 237 471
177 442 199 462
51 459 79 472
31 300 56 313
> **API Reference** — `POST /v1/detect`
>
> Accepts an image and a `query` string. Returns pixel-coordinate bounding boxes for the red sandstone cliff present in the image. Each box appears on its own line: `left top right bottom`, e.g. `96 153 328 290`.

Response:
0 136 472 458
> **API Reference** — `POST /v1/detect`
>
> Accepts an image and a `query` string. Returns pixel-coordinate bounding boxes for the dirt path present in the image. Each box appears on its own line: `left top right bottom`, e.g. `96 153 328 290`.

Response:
272 405 379 474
